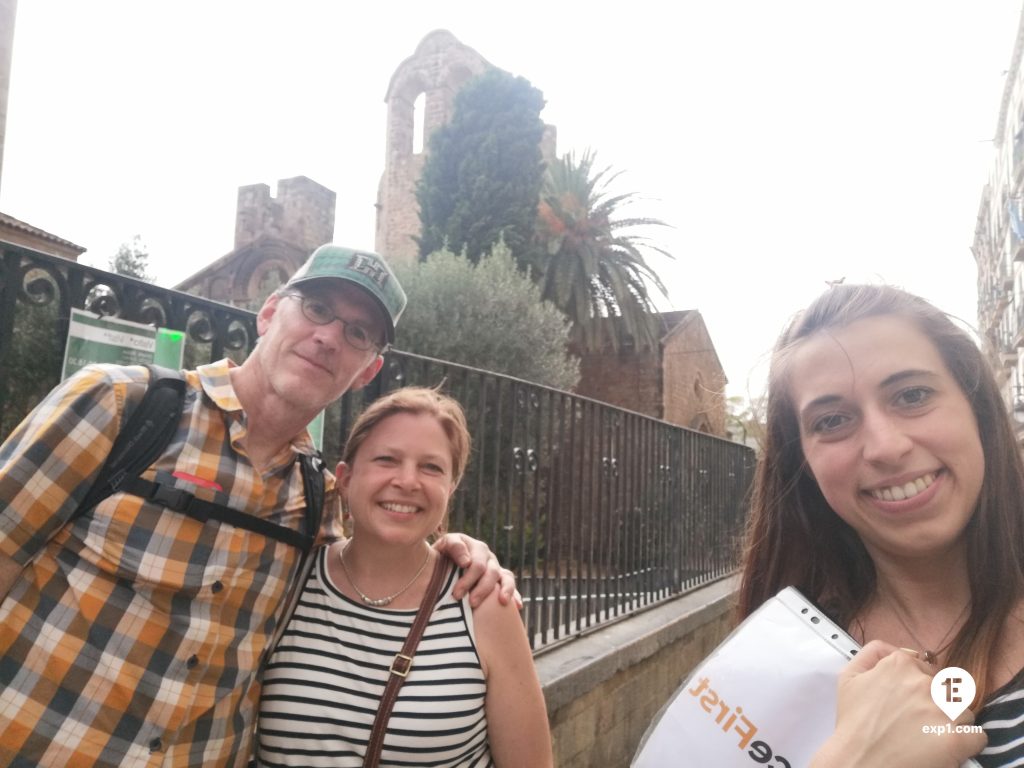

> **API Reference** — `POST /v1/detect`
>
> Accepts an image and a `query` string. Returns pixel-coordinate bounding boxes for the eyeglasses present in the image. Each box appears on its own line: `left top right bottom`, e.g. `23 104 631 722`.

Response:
281 293 384 352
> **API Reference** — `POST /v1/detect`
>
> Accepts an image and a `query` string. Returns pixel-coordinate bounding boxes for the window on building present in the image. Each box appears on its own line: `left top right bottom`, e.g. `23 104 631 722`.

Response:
254 266 289 307
413 92 426 155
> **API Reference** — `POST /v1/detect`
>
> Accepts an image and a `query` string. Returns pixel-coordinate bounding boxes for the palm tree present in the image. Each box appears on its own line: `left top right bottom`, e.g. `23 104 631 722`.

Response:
532 150 673 352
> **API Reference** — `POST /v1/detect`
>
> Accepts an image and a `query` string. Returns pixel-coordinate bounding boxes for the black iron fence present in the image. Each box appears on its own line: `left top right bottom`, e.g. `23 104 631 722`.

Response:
1 245 755 653
0 244 257 436
350 358 755 650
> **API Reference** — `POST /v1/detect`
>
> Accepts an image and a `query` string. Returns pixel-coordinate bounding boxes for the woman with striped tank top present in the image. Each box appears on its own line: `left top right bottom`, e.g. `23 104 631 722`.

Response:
257 387 553 767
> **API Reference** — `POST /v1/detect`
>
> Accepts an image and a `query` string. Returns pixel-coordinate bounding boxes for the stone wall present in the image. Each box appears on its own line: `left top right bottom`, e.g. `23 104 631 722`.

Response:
536 577 736 767
573 343 662 419
661 311 728 435
175 236 308 310
234 176 335 254
571 311 729 436
176 176 334 307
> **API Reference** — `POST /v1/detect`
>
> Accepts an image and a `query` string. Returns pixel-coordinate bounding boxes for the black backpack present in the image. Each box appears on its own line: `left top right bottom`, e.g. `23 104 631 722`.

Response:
73 364 324 551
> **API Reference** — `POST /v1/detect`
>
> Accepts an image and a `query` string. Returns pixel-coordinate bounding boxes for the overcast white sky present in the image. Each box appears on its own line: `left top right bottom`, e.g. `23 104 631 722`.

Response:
2 1 1022 399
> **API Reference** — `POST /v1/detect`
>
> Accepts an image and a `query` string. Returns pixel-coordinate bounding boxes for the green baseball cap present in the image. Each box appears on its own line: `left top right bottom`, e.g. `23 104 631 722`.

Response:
286 244 407 344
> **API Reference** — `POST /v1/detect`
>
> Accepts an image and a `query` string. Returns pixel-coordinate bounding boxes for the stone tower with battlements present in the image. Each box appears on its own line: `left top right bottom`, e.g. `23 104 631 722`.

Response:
235 176 335 255
176 175 336 308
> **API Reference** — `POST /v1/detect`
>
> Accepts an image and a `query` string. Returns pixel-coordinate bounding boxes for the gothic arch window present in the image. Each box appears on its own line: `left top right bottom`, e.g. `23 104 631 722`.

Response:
387 74 429 157
257 265 288 295
247 261 291 307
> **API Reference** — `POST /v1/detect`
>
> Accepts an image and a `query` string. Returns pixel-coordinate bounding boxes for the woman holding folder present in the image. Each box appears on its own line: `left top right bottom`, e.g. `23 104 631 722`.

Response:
739 284 1023 767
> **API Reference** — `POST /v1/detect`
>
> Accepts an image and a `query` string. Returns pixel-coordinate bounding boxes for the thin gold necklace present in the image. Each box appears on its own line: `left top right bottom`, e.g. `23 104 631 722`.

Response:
888 599 971 665
338 541 431 607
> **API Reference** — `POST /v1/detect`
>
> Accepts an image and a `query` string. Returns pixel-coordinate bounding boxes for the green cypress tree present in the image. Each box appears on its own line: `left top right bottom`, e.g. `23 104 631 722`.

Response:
416 68 546 265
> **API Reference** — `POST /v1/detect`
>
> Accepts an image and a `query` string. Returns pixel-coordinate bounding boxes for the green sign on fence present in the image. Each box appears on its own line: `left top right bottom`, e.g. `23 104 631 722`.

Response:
62 309 185 380
60 312 323 446
60 312 318 443
154 328 186 369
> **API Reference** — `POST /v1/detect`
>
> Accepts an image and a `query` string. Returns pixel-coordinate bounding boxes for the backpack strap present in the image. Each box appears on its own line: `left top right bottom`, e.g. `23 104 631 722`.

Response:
298 452 326 543
111 446 323 552
248 455 327 763
74 364 325 553
116 475 315 550
74 364 186 519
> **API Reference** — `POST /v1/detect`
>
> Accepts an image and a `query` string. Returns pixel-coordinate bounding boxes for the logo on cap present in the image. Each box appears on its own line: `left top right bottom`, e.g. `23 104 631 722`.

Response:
349 253 390 290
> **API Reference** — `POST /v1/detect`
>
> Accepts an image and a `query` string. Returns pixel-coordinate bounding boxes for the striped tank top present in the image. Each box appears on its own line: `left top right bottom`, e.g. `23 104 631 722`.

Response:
257 547 493 767
976 667 1024 767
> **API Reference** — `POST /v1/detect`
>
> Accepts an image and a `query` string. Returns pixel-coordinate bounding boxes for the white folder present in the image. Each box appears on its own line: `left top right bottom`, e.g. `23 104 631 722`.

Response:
632 587 981 768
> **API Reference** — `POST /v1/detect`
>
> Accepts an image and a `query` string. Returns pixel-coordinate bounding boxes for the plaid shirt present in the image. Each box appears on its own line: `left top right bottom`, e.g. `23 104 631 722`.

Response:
0 360 329 767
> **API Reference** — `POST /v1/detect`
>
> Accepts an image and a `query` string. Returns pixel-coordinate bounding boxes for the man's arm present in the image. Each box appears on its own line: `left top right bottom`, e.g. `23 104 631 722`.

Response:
0 365 134 569
433 533 521 608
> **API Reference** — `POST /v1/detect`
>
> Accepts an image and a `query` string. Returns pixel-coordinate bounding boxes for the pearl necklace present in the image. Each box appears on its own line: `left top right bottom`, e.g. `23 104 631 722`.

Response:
338 541 431 607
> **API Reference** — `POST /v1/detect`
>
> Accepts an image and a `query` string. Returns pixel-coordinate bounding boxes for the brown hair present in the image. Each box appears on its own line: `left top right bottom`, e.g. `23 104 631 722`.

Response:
340 387 471 532
738 284 1024 703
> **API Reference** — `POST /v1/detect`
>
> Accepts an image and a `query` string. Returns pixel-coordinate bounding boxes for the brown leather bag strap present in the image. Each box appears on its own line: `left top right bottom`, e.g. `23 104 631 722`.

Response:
363 554 450 768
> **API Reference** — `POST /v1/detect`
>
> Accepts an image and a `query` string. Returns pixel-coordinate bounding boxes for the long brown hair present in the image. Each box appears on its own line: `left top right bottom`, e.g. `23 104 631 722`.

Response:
737 284 1024 703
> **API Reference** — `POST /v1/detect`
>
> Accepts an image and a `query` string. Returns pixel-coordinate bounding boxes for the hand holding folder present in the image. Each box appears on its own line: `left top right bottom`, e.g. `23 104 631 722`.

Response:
632 587 983 768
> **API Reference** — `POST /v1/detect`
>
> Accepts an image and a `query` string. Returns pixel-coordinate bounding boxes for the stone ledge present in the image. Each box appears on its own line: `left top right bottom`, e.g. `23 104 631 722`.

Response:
536 575 738 712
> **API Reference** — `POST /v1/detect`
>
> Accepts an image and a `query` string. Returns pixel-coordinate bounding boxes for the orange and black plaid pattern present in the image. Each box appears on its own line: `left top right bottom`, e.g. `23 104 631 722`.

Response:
0 361 324 767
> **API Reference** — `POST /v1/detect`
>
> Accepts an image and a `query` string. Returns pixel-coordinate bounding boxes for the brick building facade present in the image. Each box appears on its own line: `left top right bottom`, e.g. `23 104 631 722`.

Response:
973 7 1024 445
574 311 727 436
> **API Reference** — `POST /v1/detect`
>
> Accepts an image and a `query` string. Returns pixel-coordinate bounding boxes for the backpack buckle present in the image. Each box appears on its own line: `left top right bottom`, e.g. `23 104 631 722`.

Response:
149 483 195 514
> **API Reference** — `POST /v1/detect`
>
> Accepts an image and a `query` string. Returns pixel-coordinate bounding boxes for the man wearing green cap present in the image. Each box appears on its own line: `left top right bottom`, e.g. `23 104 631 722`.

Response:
0 245 513 767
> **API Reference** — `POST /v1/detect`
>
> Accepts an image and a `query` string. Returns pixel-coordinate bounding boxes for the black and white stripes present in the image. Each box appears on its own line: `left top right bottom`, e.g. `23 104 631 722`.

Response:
258 547 494 767
977 672 1024 768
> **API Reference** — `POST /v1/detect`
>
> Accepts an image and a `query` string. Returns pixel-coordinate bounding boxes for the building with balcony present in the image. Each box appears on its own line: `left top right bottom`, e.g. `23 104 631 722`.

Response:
973 9 1024 441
